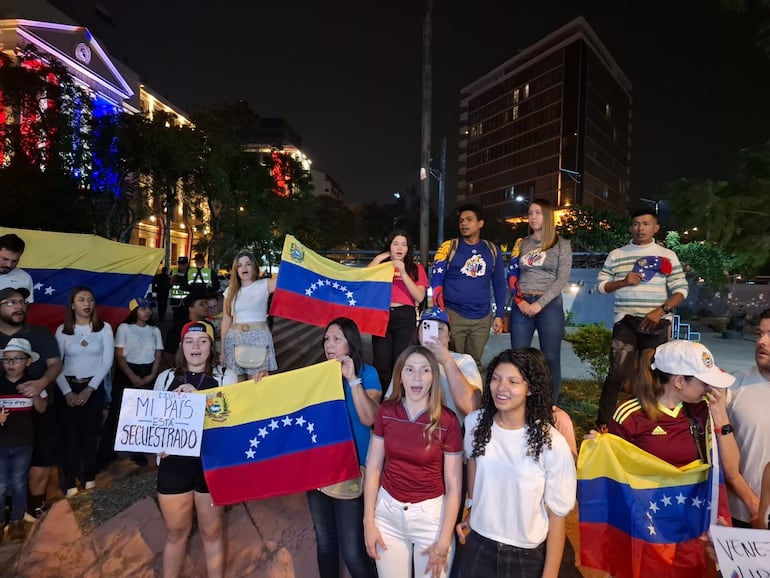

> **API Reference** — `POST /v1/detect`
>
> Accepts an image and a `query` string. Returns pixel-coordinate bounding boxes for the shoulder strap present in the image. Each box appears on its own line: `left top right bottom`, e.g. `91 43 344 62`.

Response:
447 238 459 265
483 240 497 272
681 404 707 463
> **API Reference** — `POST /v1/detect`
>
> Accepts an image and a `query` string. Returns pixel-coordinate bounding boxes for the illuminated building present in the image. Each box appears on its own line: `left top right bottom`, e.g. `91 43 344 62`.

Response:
458 17 632 222
0 0 196 262
311 169 345 201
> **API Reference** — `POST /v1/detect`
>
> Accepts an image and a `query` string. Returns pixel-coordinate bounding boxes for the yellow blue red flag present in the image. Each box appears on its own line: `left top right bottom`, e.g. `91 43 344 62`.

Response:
0 227 163 332
577 433 728 578
200 360 359 505
269 235 393 336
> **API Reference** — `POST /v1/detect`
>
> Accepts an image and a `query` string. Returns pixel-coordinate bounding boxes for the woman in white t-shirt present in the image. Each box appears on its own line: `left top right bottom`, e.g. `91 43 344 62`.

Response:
54 286 114 496
97 297 163 469
456 348 576 578
220 251 277 382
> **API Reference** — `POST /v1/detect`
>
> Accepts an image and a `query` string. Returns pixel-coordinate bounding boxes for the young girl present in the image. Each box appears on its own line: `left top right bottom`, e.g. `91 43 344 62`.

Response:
0 338 47 542
368 230 428 388
508 199 572 402
457 348 576 578
98 297 163 469
54 286 114 496
364 345 462 578
220 251 277 382
153 322 235 578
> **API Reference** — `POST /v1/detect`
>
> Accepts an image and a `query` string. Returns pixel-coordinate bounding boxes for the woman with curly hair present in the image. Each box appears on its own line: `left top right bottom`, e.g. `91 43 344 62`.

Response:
456 348 576 578
364 345 462 578
220 251 277 382
368 229 428 389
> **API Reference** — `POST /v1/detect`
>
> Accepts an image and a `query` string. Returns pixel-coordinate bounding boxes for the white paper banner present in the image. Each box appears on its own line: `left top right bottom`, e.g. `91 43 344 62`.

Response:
115 389 206 457
710 524 770 576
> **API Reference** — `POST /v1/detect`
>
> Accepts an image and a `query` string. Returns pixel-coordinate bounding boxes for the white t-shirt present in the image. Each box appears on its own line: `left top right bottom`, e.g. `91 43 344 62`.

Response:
0 268 34 303
153 367 236 391
385 351 483 424
727 366 770 523
463 410 576 548
115 323 163 364
224 279 269 323
55 323 114 394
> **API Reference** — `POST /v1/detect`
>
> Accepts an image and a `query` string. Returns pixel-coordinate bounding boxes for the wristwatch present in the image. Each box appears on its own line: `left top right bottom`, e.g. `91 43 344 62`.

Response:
662 304 673 314
717 424 734 436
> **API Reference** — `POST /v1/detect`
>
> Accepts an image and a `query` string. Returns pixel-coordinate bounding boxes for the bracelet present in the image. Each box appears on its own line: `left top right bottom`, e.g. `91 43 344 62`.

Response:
432 549 448 557
348 377 362 387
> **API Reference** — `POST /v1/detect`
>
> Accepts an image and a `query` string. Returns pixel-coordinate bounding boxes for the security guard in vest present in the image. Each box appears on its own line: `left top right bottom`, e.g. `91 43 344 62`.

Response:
170 256 191 323
187 253 215 292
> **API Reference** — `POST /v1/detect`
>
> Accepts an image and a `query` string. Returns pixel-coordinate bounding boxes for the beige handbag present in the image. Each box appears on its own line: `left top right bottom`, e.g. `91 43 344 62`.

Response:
318 467 365 500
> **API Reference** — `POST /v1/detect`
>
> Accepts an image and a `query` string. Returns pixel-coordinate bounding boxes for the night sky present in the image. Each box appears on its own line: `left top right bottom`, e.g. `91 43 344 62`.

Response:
63 0 770 208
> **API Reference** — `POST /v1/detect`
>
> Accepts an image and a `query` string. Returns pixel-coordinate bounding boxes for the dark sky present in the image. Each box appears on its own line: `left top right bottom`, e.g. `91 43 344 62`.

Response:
63 0 770 207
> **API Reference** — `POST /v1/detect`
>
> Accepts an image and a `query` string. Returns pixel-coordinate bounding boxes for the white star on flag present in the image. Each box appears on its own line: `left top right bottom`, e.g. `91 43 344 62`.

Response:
661 495 672 506
269 419 279 430
296 416 306 427
245 449 255 459
282 416 293 426
258 427 268 438
44 286 55 295
249 437 259 447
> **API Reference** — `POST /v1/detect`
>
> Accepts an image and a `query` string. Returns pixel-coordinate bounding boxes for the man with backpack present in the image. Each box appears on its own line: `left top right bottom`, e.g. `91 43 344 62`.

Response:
431 203 507 367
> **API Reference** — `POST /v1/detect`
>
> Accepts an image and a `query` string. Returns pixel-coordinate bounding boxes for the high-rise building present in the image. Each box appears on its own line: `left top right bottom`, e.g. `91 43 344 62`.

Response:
458 17 632 221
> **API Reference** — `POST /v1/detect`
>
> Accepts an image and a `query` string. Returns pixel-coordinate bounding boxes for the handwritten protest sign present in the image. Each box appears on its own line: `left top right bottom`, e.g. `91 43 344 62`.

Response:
710 524 770 577
115 389 206 457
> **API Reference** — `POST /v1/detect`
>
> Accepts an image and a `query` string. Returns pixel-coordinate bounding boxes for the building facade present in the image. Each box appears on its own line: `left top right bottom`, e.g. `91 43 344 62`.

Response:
458 17 632 222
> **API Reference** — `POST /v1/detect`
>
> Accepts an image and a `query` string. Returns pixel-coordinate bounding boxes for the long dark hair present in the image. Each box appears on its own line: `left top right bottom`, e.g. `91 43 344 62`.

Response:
174 331 219 380
62 286 105 334
470 348 554 461
381 229 419 282
323 317 364 376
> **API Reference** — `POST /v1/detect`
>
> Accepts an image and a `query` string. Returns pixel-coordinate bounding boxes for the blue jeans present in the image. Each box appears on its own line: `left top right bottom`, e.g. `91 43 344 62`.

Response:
306 490 377 578
460 531 546 578
0 446 33 523
510 294 564 403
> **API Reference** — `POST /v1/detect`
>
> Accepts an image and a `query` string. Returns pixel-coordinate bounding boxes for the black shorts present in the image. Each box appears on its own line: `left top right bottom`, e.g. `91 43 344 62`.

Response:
156 456 210 495
31 407 57 467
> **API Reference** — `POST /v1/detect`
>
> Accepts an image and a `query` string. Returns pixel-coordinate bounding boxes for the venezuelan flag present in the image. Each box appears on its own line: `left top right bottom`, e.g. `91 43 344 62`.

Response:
200 360 360 505
270 235 392 336
578 433 724 578
1 227 163 332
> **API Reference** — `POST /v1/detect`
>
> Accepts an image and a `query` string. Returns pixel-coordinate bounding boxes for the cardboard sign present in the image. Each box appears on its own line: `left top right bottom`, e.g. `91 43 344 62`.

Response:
710 524 770 577
115 389 206 457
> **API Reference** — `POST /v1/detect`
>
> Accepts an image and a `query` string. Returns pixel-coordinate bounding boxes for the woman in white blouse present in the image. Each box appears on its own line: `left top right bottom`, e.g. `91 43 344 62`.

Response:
220 251 277 382
55 286 114 496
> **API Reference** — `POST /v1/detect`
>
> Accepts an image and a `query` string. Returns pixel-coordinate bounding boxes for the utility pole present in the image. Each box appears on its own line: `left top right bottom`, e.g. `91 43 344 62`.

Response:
419 0 433 267
437 137 447 246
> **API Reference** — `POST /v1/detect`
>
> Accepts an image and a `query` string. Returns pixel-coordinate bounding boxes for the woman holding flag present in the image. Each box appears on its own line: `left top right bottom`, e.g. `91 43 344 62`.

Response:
579 340 752 578
220 251 277 382
153 321 235 578
308 318 380 578
368 229 428 389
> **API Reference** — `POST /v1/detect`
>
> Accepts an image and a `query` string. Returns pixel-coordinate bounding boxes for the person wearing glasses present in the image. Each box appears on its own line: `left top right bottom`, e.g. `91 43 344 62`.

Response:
0 338 47 542
0 287 61 521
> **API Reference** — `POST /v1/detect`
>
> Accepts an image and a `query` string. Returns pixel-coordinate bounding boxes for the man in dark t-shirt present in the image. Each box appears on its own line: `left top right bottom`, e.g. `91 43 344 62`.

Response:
0 287 62 519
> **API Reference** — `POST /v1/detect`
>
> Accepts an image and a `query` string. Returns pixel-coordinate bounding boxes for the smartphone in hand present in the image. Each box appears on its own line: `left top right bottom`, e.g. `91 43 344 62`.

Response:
420 320 439 345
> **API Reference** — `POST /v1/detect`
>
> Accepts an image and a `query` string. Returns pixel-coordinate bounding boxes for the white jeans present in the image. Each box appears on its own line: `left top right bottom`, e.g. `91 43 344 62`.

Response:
373 487 453 578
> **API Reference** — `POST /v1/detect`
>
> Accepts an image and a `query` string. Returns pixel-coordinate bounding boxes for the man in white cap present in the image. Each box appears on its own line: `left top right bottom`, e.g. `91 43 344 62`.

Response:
0 234 34 302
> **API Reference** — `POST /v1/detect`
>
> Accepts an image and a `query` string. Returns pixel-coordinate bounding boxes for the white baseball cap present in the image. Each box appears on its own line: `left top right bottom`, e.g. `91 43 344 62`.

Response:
651 341 734 389
0 338 40 363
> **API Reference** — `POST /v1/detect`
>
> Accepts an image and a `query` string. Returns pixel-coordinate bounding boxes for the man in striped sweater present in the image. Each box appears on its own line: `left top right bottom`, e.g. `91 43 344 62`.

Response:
595 209 688 427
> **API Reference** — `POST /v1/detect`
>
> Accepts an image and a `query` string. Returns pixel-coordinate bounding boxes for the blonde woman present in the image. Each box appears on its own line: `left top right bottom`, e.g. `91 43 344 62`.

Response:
220 251 276 381
364 345 462 578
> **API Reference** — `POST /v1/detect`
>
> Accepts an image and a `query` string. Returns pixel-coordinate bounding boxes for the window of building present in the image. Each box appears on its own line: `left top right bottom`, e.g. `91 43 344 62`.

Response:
523 83 530 98
513 105 519 120
514 89 520 104
605 104 612 119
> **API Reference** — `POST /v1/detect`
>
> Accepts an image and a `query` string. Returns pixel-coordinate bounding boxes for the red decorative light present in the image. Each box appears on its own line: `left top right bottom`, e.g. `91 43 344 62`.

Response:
271 151 291 197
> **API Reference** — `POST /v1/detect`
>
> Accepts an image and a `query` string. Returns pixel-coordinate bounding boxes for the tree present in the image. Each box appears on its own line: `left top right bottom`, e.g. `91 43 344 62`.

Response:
664 231 732 290
556 206 631 253
664 146 770 274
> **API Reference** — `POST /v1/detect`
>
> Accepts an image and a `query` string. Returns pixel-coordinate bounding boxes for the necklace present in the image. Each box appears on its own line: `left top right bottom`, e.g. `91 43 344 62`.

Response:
76 324 91 347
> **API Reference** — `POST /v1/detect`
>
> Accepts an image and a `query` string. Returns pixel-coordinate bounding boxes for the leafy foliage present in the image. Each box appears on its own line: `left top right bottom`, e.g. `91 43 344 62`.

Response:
664 231 731 289
564 325 612 383
556 206 631 253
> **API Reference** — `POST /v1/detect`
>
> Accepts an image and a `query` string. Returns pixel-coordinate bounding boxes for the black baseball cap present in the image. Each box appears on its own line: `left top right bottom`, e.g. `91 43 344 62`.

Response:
0 287 30 301
177 256 189 265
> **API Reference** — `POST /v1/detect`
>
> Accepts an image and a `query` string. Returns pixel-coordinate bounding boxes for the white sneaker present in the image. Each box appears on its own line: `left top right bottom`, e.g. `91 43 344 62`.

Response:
84 480 96 490
65 487 78 498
